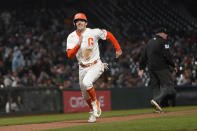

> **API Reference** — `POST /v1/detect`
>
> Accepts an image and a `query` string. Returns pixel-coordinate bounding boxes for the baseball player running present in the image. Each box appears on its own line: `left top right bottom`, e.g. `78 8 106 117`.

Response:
66 13 122 122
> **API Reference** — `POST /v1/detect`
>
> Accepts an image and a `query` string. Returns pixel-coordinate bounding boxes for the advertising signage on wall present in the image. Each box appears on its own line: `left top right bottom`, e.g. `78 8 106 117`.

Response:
63 90 111 113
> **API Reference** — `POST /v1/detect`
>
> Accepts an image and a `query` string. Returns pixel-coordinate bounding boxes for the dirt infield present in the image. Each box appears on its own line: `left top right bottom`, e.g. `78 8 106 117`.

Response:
0 109 197 131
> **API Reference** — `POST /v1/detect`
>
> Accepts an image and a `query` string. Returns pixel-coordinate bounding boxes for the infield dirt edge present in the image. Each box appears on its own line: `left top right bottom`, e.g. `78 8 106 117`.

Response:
0 109 197 131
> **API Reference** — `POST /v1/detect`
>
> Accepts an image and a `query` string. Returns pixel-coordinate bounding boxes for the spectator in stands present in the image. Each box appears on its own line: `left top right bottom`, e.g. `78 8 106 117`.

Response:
1 10 11 29
193 79 197 86
3 72 13 87
16 96 24 112
5 97 19 113
61 79 72 89
177 69 192 86
12 46 25 72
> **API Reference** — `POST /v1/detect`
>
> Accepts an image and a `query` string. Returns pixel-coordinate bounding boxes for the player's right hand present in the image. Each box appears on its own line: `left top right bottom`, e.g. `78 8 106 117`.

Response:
116 49 122 58
174 67 178 73
78 35 83 46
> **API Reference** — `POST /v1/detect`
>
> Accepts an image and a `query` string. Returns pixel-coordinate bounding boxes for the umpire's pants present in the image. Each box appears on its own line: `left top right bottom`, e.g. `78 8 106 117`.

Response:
149 69 176 104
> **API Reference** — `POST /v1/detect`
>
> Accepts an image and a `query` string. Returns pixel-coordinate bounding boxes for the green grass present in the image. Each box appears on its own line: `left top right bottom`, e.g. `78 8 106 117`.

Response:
45 114 197 131
0 105 197 126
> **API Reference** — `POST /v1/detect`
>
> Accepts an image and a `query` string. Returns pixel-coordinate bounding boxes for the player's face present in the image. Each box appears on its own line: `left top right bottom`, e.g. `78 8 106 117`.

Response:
75 20 87 32
163 33 168 40
158 33 168 40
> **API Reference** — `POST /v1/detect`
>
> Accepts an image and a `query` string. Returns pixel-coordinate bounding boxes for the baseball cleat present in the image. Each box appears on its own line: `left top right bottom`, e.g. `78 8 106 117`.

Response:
150 99 163 112
91 100 101 117
153 106 164 113
88 112 96 123
154 109 164 114
91 100 99 117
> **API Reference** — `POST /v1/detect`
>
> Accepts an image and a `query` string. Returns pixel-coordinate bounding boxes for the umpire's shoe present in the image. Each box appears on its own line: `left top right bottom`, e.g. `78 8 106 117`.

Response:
150 99 163 112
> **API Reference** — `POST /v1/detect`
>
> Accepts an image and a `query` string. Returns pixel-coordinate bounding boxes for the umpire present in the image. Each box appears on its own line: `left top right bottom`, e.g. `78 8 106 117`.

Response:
138 27 177 112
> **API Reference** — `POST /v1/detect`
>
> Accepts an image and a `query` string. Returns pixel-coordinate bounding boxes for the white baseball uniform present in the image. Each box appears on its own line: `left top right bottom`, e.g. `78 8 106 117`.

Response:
67 28 107 100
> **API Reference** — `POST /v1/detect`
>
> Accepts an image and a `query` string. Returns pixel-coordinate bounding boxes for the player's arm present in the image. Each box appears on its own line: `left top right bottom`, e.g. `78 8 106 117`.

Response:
67 45 80 58
161 40 175 67
138 46 147 77
67 35 83 59
106 31 122 58
161 41 178 72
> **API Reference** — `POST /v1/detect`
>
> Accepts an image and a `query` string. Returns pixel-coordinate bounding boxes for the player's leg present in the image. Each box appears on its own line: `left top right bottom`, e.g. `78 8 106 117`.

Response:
83 60 104 117
81 88 96 122
80 87 97 122
80 86 93 110
155 69 176 103
149 70 163 112
86 87 102 117
80 74 97 113
79 69 93 110
86 98 92 110
79 70 96 122
156 69 176 106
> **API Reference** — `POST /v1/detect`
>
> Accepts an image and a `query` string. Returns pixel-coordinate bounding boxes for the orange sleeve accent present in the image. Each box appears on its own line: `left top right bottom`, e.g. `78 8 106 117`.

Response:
67 44 80 59
106 31 121 51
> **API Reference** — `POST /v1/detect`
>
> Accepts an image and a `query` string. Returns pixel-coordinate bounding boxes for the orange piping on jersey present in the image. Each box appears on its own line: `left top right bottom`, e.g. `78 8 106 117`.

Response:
76 30 81 37
67 44 80 58
106 31 121 51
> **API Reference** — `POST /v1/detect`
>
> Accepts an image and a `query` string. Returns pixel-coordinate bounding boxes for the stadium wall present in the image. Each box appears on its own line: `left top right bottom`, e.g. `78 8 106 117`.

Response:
0 86 197 116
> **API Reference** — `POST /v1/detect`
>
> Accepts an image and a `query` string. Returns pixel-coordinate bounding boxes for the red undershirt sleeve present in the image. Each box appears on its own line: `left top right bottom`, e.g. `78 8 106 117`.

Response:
106 31 121 51
67 44 80 58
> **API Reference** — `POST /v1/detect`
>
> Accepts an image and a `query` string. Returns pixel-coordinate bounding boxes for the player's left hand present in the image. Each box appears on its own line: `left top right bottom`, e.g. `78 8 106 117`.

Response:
138 70 144 77
116 49 122 58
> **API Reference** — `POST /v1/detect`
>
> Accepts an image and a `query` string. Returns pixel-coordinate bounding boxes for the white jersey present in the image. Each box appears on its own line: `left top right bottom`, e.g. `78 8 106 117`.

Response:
67 28 107 65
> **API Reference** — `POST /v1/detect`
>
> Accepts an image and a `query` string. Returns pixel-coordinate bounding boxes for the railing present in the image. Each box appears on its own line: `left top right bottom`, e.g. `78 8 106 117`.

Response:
0 87 62 116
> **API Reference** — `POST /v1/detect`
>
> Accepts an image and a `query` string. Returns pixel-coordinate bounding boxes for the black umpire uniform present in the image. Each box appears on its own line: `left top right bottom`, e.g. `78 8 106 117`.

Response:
139 28 176 111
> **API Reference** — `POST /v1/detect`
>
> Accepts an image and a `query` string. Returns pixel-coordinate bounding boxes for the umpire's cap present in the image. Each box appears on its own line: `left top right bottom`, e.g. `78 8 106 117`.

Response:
155 27 168 34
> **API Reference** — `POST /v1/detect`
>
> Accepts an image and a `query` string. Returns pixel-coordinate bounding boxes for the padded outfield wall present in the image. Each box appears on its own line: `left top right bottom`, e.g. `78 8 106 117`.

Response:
0 86 196 116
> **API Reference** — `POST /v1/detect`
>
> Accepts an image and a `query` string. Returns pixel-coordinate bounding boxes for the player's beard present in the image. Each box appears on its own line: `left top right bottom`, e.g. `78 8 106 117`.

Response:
77 27 86 33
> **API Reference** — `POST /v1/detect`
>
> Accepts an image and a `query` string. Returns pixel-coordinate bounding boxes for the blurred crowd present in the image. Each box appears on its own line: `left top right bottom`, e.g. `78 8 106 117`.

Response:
0 6 196 89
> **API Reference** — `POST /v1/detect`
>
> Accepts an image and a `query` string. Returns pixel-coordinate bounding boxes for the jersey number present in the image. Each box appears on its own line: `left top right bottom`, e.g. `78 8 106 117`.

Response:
88 38 94 47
